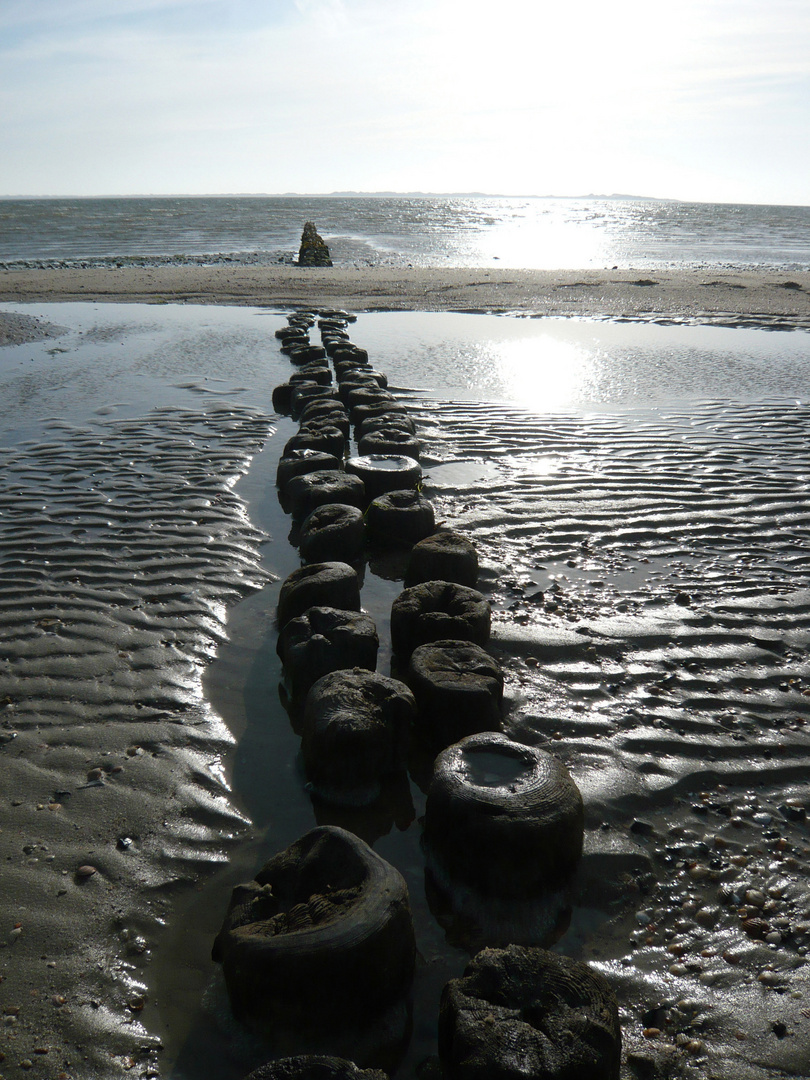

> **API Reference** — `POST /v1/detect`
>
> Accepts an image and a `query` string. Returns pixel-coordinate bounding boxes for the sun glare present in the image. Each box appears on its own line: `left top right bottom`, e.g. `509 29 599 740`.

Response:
491 335 594 409
477 207 609 269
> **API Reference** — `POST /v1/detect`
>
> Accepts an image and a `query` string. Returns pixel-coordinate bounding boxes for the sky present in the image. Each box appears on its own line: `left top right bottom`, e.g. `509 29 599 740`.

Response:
1 0 808 205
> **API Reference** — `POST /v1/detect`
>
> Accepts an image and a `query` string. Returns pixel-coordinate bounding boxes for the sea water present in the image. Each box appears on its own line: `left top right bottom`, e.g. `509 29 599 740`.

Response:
2 194 810 270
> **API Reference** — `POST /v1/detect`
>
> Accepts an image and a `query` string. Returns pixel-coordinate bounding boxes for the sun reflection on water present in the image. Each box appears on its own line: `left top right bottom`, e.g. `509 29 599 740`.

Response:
476 206 611 269
489 335 597 409
354 311 810 409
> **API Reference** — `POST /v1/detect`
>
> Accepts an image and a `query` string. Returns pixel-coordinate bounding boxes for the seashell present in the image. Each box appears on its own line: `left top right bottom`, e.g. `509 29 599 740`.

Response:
307 893 334 924
285 902 313 931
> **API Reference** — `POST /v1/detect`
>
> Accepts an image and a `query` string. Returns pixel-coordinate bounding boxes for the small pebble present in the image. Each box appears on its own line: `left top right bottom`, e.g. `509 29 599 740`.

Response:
76 865 97 879
125 935 148 955
758 970 782 987
695 906 719 927
782 800 806 821
631 819 655 836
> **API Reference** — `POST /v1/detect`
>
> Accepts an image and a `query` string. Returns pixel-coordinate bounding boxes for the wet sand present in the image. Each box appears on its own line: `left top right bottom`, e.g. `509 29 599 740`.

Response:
1 296 810 1079
0 309 67 347
416 397 810 1079
0 306 284 1079
2 265 810 327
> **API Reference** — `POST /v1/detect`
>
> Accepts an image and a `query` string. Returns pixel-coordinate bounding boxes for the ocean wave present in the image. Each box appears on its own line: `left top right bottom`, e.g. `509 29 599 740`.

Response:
3 195 810 270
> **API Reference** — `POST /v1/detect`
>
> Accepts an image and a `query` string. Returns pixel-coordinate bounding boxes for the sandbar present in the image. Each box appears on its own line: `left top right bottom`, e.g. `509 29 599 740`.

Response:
2 265 810 328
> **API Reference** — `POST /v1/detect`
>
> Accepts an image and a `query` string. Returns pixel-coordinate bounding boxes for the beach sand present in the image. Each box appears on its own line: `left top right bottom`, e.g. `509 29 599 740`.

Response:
0 309 68 347
1 276 810 1080
2 265 810 327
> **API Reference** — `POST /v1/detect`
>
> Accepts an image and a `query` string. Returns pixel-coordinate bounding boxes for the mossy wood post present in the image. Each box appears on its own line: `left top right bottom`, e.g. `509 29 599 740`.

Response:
299 221 333 267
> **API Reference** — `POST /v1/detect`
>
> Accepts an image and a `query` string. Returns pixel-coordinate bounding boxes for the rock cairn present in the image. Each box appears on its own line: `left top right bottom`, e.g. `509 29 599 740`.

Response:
298 221 333 267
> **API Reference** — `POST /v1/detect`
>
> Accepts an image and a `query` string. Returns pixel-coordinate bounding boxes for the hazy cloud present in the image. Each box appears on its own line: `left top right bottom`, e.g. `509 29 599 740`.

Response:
1 0 808 202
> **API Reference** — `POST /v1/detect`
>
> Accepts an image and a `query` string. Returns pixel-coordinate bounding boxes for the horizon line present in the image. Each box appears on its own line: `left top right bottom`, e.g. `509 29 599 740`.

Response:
1 191 807 209
0 189 666 200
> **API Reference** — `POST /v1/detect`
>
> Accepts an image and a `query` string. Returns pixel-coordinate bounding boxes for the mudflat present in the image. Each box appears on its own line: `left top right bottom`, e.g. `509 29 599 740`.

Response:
1 298 809 1080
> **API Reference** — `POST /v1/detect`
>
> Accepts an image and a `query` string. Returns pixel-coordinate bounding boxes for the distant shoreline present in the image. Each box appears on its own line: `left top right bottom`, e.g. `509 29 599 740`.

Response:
2 192 808 207
0 191 668 201
2 266 810 330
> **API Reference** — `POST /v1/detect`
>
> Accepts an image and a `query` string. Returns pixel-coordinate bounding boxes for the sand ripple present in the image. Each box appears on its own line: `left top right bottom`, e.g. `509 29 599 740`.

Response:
415 396 810 1076
0 403 272 1075
417 396 810 787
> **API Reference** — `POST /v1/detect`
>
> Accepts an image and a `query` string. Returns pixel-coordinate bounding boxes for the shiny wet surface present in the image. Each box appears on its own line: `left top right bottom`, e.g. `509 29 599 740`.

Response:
2 304 809 1078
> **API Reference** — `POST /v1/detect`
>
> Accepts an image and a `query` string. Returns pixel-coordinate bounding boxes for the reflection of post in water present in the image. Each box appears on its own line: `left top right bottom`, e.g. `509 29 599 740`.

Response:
309 770 416 849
